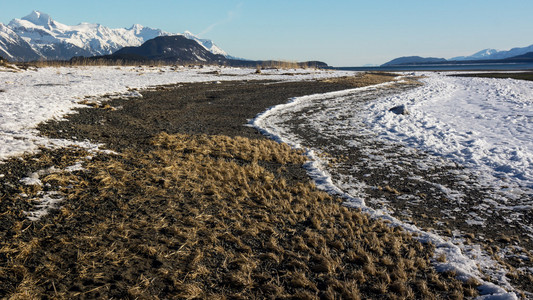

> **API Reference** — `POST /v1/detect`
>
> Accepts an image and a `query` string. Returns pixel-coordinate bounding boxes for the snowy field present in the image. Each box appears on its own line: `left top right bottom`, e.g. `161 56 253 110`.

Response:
364 73 533 203
252 72 532 299
0 65 355 161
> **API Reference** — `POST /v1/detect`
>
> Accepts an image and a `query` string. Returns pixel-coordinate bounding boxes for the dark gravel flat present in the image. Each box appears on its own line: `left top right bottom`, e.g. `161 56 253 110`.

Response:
38 79 357 152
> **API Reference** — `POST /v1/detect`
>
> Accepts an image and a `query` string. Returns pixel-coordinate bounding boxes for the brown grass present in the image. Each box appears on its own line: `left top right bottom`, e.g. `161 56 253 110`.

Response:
0 60 24 73
321 72 404 87
258 60 315 69
0 134 478 298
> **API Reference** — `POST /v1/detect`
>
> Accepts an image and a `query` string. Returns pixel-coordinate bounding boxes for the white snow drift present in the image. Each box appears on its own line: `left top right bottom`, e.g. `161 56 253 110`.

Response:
364 73 533 201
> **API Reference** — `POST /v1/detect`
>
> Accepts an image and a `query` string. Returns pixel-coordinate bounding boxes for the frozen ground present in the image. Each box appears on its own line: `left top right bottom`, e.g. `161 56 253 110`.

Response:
252 73 532 298
364 73 533 204
0 65 355 161
1 65 528 298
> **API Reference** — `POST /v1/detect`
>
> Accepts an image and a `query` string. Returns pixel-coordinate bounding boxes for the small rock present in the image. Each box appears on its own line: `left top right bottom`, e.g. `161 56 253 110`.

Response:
389 105 409 115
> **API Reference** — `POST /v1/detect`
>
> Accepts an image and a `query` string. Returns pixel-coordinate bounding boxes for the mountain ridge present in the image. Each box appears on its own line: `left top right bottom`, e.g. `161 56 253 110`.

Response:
451 44 533 61
382 51 533 66
74 35 328 68
0 10 228 62
382 43 533 66
112 35 227 63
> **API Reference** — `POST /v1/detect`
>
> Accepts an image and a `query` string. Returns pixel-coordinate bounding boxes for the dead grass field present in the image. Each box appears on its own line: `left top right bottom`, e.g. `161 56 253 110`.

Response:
0 133 478 299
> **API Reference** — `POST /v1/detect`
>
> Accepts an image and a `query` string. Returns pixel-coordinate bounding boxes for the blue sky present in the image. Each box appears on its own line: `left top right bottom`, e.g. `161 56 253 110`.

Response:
1 0 532 66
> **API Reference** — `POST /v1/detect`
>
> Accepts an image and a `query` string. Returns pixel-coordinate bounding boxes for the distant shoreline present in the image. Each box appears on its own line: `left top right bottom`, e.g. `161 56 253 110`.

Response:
333 62 533 72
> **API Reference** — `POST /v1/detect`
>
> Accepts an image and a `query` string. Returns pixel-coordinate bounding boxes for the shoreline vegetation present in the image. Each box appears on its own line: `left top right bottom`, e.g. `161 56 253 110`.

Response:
0 55 326 70
1 69 526 298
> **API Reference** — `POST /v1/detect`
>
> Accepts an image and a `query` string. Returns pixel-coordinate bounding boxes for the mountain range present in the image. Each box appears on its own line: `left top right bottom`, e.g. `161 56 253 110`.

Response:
74 35 327 69
7 10 528 68
450 44 533 61
0 11 227 62
383 44 533 66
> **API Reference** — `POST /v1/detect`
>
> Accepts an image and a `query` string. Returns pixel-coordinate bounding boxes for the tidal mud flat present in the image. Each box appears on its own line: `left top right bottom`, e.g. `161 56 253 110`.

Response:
0 71 521 298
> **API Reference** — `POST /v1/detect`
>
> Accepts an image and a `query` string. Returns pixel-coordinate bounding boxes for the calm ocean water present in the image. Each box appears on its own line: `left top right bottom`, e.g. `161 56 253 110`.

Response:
335 62 533 71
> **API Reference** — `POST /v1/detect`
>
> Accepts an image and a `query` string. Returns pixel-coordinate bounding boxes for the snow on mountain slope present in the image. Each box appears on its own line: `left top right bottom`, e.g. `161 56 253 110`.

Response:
7 11 169 60
0 23 21 60
182 31 227 56
452 44 533 61
451 48 499 60
0 22 41 61
4 11 229 61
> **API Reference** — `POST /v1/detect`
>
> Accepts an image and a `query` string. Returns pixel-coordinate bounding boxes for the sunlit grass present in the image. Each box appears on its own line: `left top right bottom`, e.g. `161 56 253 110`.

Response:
0 134 477 298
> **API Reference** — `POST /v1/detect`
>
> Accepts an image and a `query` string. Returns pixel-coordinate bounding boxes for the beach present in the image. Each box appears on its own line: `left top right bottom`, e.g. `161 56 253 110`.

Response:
0 70 490 299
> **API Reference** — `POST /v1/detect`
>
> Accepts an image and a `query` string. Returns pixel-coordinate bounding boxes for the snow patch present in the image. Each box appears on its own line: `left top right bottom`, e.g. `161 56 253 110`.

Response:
25 191 63 221
363 73 533 201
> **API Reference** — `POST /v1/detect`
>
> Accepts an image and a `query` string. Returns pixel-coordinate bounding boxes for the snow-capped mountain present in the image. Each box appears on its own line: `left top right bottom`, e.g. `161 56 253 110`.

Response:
5 11 169 61
0 23 41 61
383 43 533 66
451 49 499 61
451 44 533 61
1 11 229 62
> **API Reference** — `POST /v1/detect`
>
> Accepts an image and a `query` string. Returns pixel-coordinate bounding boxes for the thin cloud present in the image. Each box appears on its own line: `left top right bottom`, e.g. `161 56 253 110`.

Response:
198 2 243 37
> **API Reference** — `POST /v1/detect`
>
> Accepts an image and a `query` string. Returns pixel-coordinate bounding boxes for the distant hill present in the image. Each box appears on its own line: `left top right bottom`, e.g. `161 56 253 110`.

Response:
381 56 447 66
112 35 226 63
382 51 533 66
